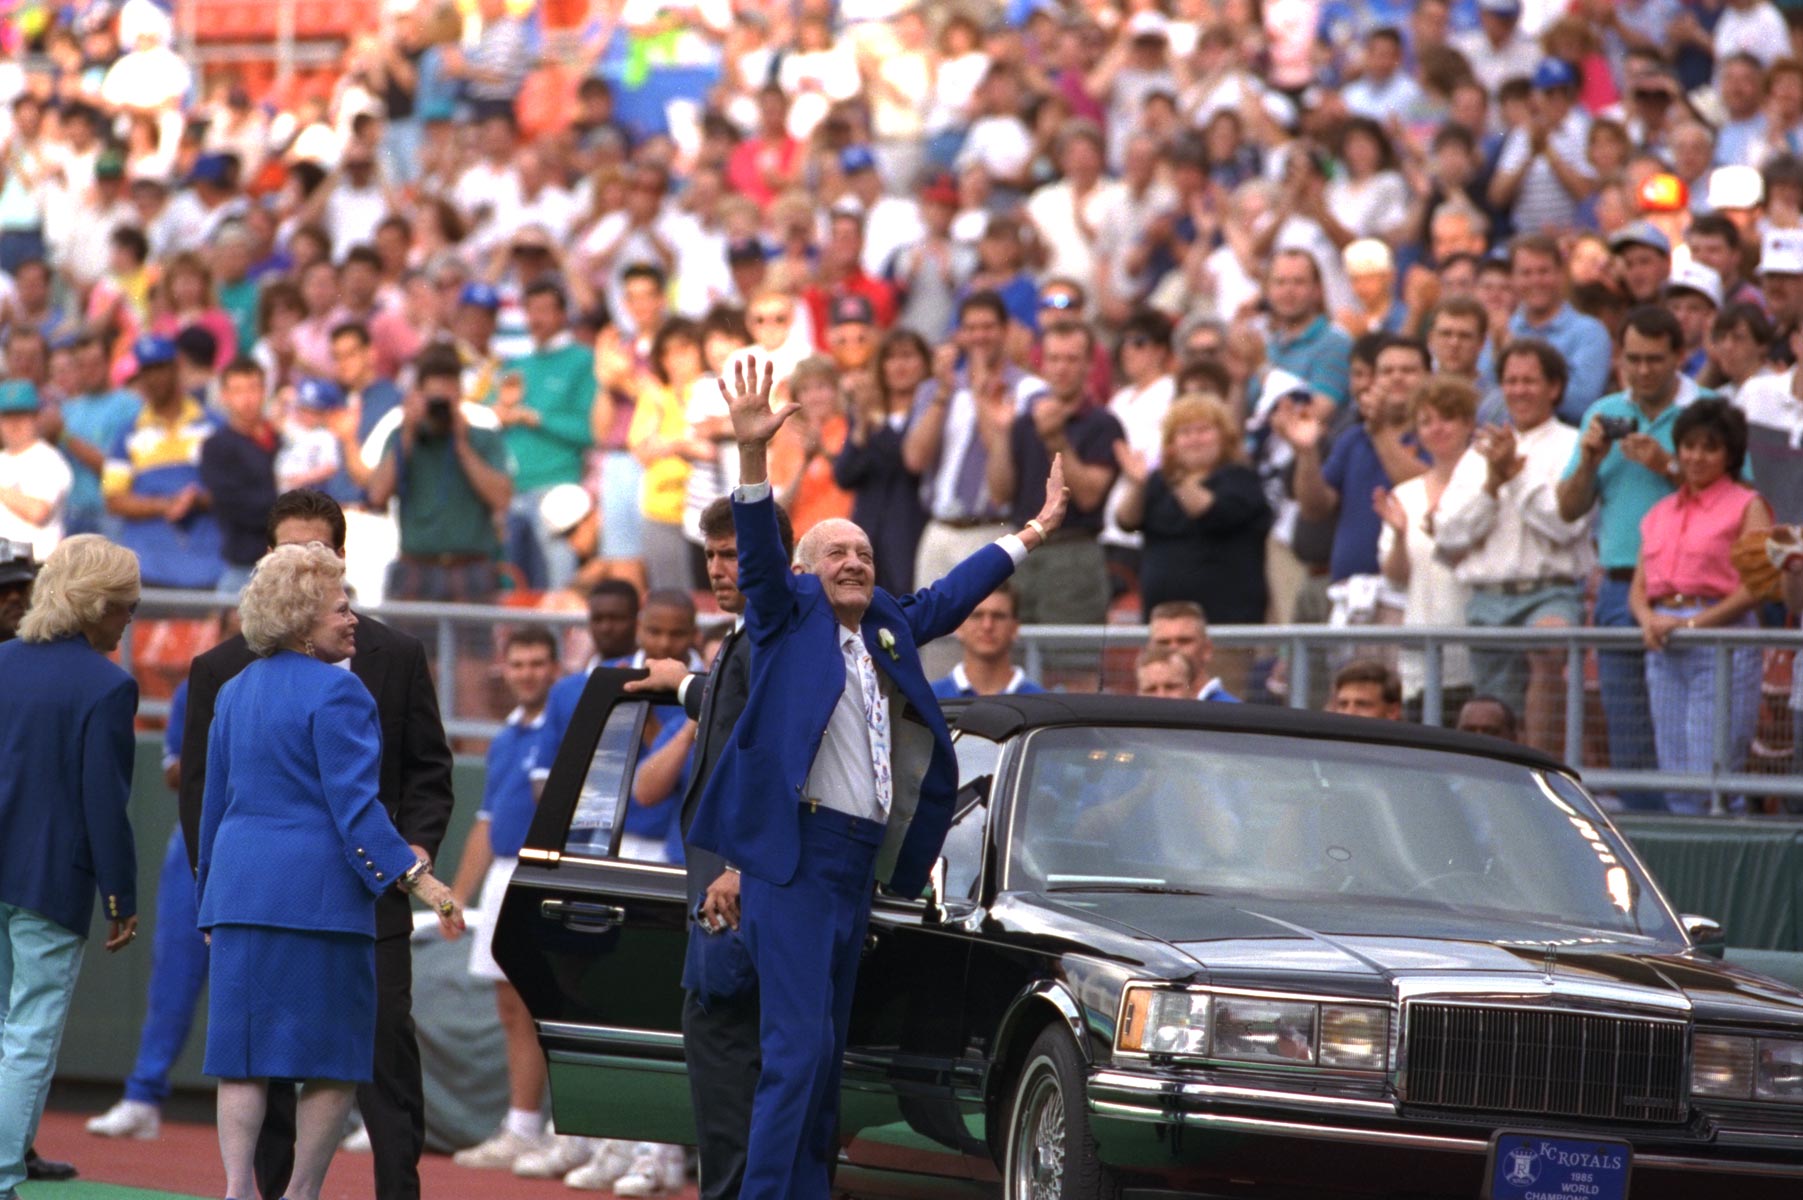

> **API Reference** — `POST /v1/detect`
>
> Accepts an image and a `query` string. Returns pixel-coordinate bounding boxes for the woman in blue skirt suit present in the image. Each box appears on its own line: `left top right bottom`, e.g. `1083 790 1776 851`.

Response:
196 543 464 1200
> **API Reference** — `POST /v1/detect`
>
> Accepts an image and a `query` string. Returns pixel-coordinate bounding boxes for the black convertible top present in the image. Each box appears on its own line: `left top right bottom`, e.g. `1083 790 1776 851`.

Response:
946 693 1566 774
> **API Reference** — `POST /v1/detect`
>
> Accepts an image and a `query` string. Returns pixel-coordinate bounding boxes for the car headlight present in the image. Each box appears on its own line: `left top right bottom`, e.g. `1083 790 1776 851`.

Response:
1213 997 1317 1065
1319 1003 1390 1071
1119 986 1209 1055
1691 1033 1803 1102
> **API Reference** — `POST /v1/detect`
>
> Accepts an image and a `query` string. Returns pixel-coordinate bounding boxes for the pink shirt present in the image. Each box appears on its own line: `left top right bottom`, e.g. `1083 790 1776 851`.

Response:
1639 475 1759 600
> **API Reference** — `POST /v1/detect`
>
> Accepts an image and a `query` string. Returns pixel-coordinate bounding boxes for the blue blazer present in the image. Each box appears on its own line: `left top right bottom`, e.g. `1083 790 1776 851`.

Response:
686 489 1014 897
196 653 418 937
0 635 139 936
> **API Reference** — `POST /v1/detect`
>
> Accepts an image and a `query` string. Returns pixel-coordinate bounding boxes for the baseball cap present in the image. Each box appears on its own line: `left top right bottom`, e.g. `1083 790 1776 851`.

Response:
1126 10 1169 38
1531 59 1579 91
294 377 347 412
829 294 875 328
458 282 501 311
95 147 125 180
539 483 594 537
131 334 177 370
1256 367 1312 415
838 145 877 176
1343 238 1394 276
1762 228 1803 276
1707 164 1764 210
0 379 39 414
511 223 553 252
726 237 767 265
919 171 959 207
1665 260 1723 308
186 151 234 188
1608 220 1671 256
1635 172 1688 214
0 539 36 587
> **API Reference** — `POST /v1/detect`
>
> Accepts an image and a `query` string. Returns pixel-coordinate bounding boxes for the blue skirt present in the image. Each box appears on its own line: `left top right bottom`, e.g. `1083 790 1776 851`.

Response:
204 925 376 1083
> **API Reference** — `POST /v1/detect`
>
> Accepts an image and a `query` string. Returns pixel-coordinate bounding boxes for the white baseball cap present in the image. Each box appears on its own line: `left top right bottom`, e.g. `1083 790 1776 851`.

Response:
1762 228 1803 277
1343 238 1395 276
539 483 595 537
1707 165 1764 211
1664 260 1722 308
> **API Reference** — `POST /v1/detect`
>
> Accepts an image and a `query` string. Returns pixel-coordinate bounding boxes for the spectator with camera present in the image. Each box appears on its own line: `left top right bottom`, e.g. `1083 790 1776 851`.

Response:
1558 306 1709 808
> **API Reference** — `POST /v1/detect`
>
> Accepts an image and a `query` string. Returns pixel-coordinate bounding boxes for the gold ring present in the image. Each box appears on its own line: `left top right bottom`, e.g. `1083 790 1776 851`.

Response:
437 900 454 916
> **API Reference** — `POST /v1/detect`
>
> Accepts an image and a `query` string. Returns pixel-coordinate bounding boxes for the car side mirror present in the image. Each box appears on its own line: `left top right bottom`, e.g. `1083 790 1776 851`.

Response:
1681 913 1725 958
925 856 948 925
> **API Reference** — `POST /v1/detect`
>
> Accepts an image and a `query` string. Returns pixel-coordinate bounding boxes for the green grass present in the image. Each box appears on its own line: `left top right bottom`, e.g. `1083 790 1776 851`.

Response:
19 1184 205 1200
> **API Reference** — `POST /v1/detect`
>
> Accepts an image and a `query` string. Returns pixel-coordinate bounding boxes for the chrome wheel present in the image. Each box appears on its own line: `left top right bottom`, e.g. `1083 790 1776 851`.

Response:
1011 1064 1066 1200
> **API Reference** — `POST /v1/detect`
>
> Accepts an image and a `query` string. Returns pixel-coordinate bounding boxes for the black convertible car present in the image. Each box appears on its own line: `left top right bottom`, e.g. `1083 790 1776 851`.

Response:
495 671 1803 1199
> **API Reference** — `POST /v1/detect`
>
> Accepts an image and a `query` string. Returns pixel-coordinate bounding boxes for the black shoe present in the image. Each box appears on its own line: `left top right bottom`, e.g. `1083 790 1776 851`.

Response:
25 1145 80 1182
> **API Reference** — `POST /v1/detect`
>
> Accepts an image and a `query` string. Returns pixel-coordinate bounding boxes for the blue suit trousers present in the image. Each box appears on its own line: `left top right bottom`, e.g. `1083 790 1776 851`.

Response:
737 807 885 1200
124 828 210 1105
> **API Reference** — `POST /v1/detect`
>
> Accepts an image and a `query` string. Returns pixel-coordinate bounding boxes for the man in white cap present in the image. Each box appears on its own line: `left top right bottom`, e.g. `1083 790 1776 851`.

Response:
1760 227 1803 364
1664 260 1724 378
1339 239 1405 336
1609 220 1674 307
1706 165 1764 242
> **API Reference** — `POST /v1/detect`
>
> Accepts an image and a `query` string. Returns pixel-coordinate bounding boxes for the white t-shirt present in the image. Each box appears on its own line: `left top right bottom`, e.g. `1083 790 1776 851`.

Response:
1025 179 1125 294
860 195 926 281
0 439 73 560
275 420 342 491
955 116 1033 180
1378 475 1474 697
1714 2 1790 69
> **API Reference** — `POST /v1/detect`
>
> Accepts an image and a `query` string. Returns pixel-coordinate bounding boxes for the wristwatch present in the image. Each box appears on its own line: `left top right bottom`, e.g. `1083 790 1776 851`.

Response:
398 857 430 891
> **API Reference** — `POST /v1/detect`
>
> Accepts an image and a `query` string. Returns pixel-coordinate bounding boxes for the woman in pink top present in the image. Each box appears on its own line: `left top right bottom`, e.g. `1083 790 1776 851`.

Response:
1628 400 1772 813
147 252 239 370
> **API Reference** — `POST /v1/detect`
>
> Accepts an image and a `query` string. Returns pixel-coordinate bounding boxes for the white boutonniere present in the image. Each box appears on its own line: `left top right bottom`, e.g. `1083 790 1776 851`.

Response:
877 628 898 661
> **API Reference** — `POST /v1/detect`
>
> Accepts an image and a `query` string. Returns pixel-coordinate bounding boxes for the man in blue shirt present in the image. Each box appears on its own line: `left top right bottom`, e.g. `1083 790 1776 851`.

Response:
101 335 224 589
1265 249 1355 407
446 626 560 1171
1480 235 1612 423
931 582 1046 698
1147 601 1243 702
45 333 141 536
1556 306 1702 809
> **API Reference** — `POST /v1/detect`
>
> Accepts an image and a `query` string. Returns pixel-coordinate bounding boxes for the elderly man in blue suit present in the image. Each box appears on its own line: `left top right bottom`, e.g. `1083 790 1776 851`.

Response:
686 358 1069 1200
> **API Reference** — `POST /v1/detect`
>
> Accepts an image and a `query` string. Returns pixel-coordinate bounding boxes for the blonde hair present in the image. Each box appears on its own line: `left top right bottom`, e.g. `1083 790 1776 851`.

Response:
1162 394 1245 465
239 543 346 656
19 535 141 643
1411 376 1480 424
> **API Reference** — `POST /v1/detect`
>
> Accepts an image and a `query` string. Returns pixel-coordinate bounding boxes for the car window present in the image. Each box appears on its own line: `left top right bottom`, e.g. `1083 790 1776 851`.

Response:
943 732 1001 901
562 700 651 858
1008 727 1679 941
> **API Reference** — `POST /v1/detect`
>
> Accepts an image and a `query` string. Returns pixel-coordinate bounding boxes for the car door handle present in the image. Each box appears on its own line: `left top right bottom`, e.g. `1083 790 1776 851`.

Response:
540 899 627 933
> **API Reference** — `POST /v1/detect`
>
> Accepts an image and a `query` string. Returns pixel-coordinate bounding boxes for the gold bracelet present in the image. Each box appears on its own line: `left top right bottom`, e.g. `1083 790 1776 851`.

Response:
1025 518 1046 542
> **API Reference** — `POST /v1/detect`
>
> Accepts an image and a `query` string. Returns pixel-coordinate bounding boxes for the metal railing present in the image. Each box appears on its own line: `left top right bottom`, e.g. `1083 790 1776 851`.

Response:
124 592 1803 809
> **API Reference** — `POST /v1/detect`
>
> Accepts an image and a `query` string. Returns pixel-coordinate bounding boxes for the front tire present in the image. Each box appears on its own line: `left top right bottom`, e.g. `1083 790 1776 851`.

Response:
1003 1025 1117 1200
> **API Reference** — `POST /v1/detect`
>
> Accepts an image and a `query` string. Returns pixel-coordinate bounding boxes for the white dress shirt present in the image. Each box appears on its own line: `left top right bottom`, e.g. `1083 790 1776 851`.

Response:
1432 417 1596 587
807 628 891 823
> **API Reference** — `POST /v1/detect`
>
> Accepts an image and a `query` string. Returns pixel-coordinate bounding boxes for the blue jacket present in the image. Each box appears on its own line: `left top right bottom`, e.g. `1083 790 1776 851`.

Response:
686 488 1015 897
0 635 139 935
196 653 418 936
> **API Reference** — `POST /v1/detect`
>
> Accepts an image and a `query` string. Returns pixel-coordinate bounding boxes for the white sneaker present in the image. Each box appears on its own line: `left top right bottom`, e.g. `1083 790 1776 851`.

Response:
452 1127 543 1170
514 1134 594 1178
562 1140 634 1190
86 1099 159 1139
612 1143 687 1197
341 1124 372 1153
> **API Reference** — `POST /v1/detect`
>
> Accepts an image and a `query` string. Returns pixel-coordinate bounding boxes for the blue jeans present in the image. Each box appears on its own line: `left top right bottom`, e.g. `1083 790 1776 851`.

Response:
505 485 579 592
0 901 87 1198
738 808 884 1200
1594 577 1663 810
1645 607 1762 815
123 829 209 1106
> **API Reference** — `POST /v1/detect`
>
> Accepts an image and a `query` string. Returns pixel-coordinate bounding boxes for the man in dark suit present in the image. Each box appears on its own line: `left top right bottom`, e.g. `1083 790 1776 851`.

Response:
631 494 794 1200
178 488 455 1200
686 359 1067 1200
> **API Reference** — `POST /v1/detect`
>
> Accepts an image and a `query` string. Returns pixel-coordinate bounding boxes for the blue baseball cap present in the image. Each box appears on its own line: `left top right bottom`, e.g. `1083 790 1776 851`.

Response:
839 144 878 175
1608 219 1671 257
294 377 347 412
186 151 234 188
1531 58 1579 91
131 334 177 371
0 379 39 414
459 282 501 311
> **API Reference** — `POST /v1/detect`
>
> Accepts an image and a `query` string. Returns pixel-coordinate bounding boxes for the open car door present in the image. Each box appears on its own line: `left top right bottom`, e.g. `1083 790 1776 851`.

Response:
493 668 694 1145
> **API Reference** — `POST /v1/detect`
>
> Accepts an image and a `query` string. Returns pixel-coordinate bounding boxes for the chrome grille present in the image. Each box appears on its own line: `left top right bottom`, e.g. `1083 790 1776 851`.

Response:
1403 1003 1687 1123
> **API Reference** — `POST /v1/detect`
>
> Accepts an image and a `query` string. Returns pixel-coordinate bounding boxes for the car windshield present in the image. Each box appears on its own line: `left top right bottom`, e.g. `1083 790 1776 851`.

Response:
1007 727 1677 940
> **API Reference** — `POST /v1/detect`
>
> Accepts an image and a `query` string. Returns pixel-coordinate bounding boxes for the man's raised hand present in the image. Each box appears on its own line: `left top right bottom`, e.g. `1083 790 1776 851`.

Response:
719 355 796 447
1035 452 1070 536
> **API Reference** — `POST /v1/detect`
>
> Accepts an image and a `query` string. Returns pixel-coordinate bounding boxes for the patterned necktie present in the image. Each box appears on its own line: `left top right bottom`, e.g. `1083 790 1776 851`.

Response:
846 631 893 817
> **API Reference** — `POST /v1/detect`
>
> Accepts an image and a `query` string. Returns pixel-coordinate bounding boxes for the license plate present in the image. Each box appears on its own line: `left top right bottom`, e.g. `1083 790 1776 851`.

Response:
1484 1131 1632 1200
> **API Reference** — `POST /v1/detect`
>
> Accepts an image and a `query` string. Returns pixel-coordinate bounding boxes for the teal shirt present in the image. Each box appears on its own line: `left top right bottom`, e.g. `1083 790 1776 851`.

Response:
384 425 514 558
502 340 596 492
219 277 261 358
1560 382 1712 569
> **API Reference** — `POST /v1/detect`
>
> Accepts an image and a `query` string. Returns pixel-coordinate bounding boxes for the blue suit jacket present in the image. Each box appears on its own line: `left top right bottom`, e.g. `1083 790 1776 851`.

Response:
0 635 139 936
196 652 419 937
686 489 1015 897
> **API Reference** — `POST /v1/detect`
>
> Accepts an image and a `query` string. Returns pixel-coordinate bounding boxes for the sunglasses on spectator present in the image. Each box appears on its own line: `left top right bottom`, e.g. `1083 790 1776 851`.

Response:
1041 293 1079 310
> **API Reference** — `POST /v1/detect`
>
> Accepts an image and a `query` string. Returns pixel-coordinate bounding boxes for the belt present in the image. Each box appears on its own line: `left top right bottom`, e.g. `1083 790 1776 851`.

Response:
1604 567 1636 583
799 801 887 842
1474 576 1579 596
931 515 1009 530
1652 593 1723 608
401 553 489 568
